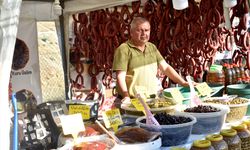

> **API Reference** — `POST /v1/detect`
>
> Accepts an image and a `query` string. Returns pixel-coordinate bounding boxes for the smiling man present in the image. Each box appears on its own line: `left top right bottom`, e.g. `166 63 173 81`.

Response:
112 17 189 107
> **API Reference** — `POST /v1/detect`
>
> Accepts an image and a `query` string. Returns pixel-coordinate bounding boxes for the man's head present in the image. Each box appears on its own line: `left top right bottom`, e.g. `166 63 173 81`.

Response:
130 17 151 45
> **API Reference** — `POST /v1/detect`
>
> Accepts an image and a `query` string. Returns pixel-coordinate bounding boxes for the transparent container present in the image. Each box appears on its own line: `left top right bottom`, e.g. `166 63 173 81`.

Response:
232 124 250 150
190 140 215 150
206 134 228 150
185 104 229 134
220 129 241 150
135 112 196 147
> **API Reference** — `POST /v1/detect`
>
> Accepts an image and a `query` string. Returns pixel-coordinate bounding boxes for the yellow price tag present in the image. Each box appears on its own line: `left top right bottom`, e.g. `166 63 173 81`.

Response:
69 105 90 120
195 82 213 96
170 88 184 103
131 98 149 115
102 109 123 132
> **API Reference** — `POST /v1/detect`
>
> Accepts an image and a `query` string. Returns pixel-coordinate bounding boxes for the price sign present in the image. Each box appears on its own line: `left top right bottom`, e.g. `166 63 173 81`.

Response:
131 98 149 114
60 113 85 140
196 82 213 96
170 88 184 103
102 108 123 132
69 105 90 120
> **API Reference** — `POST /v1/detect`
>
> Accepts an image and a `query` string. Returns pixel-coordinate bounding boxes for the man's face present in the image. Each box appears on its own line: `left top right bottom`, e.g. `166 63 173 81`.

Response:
130 21 151 45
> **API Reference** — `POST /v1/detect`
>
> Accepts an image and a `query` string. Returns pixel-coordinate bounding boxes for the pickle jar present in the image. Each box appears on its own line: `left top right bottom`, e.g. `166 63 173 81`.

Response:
232 124 250 150
190 140 215 150
220 129 241 150
206 134 228 150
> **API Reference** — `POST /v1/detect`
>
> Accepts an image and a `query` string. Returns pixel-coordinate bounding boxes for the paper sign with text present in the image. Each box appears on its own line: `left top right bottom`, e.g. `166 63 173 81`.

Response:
69 105 90 120
131 98 149 114
170 88 184 103
102 109 123 131
59 113 85 136
196 82 213 96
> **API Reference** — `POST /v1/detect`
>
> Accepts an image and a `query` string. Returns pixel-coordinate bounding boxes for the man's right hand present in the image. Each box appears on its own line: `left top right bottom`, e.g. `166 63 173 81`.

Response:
121 96 131 104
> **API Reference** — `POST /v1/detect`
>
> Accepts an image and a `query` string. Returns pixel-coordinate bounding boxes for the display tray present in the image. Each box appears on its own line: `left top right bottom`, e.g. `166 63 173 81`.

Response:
121 103 176 112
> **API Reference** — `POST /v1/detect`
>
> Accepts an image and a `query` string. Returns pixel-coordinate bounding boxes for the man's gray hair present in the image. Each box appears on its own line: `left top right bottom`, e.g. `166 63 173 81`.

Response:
130 17 150 30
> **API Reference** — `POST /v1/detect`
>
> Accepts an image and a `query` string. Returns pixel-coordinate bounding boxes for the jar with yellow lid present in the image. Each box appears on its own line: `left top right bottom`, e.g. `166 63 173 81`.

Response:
220 129 241 150
206 134 228 150
242 119 250 131
232 124 250 150
190 140 215 150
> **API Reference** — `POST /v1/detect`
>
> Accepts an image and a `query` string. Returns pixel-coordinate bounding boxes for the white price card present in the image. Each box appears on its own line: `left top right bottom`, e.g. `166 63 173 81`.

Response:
59 113 85 136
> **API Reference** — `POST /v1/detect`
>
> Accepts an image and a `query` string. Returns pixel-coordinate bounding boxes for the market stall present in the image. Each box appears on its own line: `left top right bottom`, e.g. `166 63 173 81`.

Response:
1 0 250 149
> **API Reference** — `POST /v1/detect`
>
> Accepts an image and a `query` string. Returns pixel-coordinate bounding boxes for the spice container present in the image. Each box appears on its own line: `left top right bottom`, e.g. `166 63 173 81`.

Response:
220 129 241 150
206 134 228 150
232 124 250 150
190 140 215 150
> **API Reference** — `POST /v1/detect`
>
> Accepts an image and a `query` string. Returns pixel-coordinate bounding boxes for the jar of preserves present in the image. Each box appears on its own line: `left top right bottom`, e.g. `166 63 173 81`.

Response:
206 134 228 150
232 124 250 150
220 129 241 150
190 140 215 150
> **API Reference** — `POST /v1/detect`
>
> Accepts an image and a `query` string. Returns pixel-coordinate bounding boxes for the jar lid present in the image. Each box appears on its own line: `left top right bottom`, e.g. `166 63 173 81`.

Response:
206 134 223 142
220 129 237 137
243 120 250 125
192 140 211 148
232 124 247 131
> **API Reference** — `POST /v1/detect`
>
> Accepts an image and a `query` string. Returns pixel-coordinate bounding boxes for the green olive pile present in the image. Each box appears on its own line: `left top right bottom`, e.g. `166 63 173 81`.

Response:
204 97 248 105
184 105 220 113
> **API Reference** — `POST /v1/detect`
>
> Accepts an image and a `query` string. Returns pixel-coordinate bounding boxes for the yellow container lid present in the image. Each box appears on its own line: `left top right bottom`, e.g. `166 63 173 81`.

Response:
206 134 223 142
192 140 211 148
220 129 237 137
243 120 250 126
232 124 247 131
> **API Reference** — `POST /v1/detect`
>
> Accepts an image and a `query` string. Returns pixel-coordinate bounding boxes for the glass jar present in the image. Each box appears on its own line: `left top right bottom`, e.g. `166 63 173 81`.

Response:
232 124 250 150
220 129 241 150
206 134 228 150
190 140 215 150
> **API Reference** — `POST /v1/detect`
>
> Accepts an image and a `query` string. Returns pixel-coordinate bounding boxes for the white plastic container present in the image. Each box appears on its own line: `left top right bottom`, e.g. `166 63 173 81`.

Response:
136 112 196 147
112 137 162 150
184 104 229 134
172 0 189 10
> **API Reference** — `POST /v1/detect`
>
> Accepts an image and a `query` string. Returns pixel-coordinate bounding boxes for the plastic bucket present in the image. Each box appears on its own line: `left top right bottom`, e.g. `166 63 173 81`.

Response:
136 112 196 147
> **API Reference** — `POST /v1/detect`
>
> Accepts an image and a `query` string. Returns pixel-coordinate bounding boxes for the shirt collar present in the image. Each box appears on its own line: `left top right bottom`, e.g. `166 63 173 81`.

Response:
126 40 148 50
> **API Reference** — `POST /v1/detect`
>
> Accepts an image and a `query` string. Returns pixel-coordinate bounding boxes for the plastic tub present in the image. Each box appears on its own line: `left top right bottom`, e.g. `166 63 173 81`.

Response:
203 97 250 123
226 101 249 123
112 137 162 150
184 104 229 134
136 112 196 147
227 84 250 115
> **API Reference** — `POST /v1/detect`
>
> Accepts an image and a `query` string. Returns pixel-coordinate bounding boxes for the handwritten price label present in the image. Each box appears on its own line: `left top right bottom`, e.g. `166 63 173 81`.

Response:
170 88 184 103
69 105 90 120
102 109 123 132
196 82 213 96
131 98 149 114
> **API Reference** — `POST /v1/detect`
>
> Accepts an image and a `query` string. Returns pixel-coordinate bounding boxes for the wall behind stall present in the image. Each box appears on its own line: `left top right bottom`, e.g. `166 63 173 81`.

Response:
11 1 65 104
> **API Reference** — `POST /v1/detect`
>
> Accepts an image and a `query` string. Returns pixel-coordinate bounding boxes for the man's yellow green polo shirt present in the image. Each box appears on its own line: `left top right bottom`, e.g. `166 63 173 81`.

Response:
112 40 164 97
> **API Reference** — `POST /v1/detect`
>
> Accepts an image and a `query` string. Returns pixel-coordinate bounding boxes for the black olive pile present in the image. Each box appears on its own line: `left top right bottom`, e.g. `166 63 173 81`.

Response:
153 112 192 125
184 105 220 113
